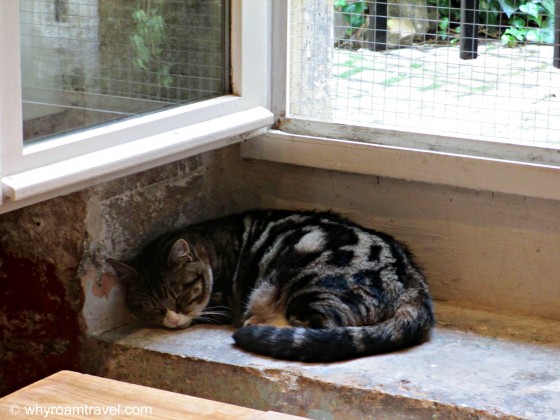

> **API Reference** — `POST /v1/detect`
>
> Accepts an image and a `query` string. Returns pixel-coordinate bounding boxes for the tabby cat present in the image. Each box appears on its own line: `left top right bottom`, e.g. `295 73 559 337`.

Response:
109 210 434 362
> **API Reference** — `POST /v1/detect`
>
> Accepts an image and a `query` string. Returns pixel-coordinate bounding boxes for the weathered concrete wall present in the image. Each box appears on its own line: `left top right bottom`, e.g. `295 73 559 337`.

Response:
81 146 256 334
0 194 86 396
0 145 253 396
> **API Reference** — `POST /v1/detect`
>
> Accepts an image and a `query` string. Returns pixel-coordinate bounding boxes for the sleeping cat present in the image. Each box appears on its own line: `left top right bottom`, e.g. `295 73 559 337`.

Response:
109 209 434 362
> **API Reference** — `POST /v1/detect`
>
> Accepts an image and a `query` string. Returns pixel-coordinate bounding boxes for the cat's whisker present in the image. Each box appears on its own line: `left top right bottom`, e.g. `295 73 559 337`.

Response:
195 315 230 325
201 310 231 319
196 317 220 325
202 306 229 313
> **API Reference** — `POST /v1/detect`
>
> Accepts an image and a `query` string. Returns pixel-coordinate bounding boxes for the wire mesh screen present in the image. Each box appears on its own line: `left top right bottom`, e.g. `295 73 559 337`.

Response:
20 0 228 143
289 0 560 149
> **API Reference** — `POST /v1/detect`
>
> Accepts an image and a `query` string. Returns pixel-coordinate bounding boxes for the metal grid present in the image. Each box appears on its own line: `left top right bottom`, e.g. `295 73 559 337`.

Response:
289 0 560 149
20 0 228 142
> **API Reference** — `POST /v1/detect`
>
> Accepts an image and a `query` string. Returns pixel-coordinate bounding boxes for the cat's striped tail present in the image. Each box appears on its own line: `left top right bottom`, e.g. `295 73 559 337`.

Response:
232 305 435 362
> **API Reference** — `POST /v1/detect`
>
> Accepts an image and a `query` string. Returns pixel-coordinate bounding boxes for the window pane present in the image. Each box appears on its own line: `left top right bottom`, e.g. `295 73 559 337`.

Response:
21 0 228 143
289 0 560 149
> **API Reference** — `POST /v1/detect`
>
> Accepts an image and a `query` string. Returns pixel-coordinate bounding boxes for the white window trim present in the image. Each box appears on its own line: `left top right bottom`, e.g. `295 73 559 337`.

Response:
0 0 274 212
247 1 560 202
242 129 560 201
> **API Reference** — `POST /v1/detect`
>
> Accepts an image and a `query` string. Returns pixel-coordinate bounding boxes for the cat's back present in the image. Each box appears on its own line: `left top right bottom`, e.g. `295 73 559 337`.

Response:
237 210 422 285
240 209 412 261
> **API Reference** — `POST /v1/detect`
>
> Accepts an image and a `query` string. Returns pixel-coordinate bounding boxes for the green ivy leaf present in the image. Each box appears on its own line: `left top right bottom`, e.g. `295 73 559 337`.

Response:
525 27 542 42
498 0 521 17
511 16 526 27
501 34 517 47
540 17 555 43
539 0 554 15
439 16 450 31
132 9 146 22
509 27 527 40
519 2 541 21
341 1 368 29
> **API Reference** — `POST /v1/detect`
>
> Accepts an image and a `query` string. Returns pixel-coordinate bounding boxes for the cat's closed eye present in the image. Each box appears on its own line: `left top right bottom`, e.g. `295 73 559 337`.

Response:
128 300 166 324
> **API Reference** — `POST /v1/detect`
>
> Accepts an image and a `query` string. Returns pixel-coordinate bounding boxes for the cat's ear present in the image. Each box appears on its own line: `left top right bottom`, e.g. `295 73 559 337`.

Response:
107 259 138 287
168 239 194 267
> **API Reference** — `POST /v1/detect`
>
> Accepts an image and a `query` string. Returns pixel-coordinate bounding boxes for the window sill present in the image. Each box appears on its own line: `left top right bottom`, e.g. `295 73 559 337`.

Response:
241 130 560 201
1 106 273 212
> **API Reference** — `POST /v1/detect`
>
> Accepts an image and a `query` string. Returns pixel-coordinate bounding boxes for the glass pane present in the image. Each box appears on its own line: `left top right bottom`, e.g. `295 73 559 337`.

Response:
289 0 560 149
20 0 228 143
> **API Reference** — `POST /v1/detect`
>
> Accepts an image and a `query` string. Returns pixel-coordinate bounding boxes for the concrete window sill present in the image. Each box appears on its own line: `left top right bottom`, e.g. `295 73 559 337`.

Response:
85 302 560 419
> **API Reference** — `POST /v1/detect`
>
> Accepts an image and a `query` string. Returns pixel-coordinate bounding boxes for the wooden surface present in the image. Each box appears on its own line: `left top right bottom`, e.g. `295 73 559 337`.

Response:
0 371 306 419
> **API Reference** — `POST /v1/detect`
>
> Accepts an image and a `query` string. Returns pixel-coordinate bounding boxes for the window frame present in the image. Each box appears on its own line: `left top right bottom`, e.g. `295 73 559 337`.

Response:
254 1 560 202
0 0 274 211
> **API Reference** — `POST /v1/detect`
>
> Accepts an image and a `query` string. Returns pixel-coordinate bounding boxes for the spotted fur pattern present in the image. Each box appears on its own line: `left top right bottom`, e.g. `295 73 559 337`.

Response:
109 210 434 362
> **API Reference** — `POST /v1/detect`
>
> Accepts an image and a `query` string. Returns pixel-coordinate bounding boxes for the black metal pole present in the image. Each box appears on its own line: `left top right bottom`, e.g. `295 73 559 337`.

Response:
460 0 479 60
366 0 387 52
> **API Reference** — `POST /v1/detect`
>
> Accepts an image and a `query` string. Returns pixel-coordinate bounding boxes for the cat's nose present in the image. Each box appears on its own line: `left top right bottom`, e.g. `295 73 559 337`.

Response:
163 310 181 328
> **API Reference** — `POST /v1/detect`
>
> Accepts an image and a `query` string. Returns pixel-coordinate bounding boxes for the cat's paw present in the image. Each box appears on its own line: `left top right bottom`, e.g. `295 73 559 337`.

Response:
243 315 266 326
243 313 290 327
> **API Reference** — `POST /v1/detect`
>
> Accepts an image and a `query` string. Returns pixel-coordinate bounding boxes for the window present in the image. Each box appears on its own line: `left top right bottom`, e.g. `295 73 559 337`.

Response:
0 0 273 210
241 1 560 202
287 1 560 149
21 0 229 143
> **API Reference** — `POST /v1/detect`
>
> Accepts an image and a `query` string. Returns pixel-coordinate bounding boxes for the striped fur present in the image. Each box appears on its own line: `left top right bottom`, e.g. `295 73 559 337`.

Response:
109 210 435 362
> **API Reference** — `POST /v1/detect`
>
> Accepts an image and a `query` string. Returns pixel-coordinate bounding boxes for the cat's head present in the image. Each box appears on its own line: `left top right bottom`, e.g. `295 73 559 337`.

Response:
108 238 213 329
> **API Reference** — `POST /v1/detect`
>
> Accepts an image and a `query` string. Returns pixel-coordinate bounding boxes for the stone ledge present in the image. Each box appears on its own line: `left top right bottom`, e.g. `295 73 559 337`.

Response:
82 303 560 419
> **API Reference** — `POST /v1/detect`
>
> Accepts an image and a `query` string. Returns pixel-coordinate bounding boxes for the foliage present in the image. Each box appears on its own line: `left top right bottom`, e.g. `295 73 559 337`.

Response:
334 0 554 48
334 0 368 35
426 0 554 46
499 0 554 46
131 0 172 88
436 16 460 43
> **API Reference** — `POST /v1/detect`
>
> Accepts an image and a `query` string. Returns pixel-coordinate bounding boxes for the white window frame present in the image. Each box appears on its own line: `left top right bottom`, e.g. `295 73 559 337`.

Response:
243 1 560 202
0 0 274 212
